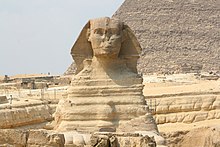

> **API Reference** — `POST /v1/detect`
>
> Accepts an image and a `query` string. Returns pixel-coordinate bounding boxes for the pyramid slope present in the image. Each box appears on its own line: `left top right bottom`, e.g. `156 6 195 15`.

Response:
113 0 220 74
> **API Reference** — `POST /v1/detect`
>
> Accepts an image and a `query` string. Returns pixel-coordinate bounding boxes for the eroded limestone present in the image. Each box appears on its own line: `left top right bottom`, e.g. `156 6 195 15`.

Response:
53 17 158 133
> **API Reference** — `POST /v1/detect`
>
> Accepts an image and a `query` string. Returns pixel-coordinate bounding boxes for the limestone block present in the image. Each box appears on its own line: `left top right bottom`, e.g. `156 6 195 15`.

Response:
207 110 216 120
156 105 170 114
72 134 86 146
201 97 216 111
165 114 178 123
180 103 194 112
207 110 220 119
90 134 110 147
117 135 156 147
212 98 220 109
214 110 220 119
0 129 27 146
135 131 166 146
193 100 203 111
63 132 91 146
27 130 65 147
0 96 8 104
193 112 208 122
168 104 182 113
0 104 52 129
176 114 186 123
155 115 166 124
91 133 157 147
180 114 195 123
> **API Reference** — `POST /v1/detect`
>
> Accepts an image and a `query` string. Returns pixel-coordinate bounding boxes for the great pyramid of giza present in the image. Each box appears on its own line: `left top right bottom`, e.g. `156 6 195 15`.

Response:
65 0 219 75
112 0 220 74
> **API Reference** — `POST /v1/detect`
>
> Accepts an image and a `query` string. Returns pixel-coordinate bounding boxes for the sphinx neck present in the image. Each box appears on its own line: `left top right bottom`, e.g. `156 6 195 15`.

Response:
91 56 124 72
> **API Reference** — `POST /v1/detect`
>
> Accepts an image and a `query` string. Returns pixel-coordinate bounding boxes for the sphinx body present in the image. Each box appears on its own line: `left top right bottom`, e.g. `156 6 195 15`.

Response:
53 17 157 133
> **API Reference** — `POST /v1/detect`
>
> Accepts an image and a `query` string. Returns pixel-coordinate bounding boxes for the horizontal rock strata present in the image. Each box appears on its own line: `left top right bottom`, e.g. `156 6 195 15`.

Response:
146 93 220 124
0 101 52 128
0 129 65 147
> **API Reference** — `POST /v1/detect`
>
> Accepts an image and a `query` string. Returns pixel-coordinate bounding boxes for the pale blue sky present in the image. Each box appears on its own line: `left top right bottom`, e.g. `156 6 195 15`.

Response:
0 0 124 75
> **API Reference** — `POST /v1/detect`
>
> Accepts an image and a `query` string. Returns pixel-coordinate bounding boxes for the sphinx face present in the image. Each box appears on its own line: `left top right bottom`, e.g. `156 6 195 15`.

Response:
88 18 122 58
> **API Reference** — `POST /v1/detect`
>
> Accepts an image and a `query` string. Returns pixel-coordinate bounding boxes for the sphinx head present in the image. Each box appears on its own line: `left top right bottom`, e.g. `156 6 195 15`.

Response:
71 17 142 74
88 17 123 58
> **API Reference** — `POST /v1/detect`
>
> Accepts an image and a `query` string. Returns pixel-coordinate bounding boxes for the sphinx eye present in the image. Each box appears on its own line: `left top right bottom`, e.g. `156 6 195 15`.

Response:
94 29 104 35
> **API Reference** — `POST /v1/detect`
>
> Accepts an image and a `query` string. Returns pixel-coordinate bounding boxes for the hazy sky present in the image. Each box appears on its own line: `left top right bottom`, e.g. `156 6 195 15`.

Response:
0 0 124 76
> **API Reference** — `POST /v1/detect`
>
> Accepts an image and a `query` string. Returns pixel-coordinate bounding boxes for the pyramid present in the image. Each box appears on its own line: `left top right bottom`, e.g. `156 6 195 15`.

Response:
112 0 220 74
65 0 219 75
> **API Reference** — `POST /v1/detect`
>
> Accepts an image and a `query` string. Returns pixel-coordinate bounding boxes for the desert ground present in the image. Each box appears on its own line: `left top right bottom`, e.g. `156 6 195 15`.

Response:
0 73 220 146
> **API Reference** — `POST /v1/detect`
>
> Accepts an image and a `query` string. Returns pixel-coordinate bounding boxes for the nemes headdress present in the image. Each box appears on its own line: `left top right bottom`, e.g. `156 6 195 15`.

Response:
71 17 142 74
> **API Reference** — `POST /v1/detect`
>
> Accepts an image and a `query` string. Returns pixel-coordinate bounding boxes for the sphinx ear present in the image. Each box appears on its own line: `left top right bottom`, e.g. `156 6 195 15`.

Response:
120 24 142 55
70 20 93 74
119 24 142 73
121 30 127 43
87 28 91 42
121 23 128 43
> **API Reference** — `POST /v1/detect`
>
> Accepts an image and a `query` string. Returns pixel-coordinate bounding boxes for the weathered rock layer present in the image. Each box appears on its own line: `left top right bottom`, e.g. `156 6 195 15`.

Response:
0 101 52 129
147 93 220 124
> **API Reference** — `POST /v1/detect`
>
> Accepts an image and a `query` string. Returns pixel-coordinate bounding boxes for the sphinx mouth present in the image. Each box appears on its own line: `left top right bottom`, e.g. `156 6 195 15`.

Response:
103 47 112 50
96 46 112 51
95 46 116 51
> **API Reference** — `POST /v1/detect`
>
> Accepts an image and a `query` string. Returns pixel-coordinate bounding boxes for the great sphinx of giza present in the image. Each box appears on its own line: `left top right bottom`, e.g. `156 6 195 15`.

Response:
53 17 158 133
